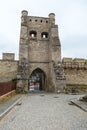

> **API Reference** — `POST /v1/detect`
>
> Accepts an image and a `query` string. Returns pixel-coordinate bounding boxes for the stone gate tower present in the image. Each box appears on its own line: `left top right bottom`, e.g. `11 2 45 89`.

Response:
17 10 66 93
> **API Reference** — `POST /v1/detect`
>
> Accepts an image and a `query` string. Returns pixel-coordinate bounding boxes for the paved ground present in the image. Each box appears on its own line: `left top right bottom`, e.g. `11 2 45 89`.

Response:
0 94 21 115
71 98 87 112
0 93 87 130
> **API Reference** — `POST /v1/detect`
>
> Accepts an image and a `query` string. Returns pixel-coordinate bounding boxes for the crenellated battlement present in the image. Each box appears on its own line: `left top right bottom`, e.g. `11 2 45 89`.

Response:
62 58 87 69
21 10 55 26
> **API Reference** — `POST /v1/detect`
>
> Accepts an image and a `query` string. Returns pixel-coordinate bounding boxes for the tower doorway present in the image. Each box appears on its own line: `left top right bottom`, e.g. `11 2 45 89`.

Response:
29 68 46 91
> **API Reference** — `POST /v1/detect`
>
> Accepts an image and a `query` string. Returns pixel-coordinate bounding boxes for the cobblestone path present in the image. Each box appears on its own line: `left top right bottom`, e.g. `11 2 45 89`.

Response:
0 93 87 130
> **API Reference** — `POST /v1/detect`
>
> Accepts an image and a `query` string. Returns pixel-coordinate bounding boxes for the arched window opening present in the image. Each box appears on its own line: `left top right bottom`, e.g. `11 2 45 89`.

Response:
41 32 48 38
30 31 37 38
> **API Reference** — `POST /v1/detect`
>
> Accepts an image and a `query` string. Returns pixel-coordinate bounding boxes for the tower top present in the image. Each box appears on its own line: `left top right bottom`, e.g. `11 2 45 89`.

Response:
49 13 55 19
21 10 28 16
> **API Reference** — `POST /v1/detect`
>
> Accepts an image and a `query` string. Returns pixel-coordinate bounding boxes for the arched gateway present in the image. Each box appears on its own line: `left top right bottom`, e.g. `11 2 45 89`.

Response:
16 10 66 93
29 68 46 91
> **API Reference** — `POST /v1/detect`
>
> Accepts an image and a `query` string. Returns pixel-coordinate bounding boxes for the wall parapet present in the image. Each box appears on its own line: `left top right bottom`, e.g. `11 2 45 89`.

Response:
62 57 87 69
2 53 15 61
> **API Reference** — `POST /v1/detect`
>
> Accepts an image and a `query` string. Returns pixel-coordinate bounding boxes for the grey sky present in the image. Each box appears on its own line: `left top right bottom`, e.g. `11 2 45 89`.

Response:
0 0 87 59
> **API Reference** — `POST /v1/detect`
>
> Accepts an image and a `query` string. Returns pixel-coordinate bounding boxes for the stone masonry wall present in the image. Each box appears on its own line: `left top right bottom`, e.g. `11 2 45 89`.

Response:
64 69 87 85
29 41 49 62
63 58 87 88
0 58 87 87
0 60 18 82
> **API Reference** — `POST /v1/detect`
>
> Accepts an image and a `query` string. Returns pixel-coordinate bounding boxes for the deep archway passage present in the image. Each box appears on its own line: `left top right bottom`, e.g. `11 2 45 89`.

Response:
29 68 46 91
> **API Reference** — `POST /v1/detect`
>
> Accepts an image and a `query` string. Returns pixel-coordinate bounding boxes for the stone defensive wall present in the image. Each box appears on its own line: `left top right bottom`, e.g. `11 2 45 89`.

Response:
62 58 87 92
0 53 18 82
0 54 87 92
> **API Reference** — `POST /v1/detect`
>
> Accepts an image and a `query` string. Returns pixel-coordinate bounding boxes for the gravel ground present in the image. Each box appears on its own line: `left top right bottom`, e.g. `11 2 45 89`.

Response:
0 93 87 130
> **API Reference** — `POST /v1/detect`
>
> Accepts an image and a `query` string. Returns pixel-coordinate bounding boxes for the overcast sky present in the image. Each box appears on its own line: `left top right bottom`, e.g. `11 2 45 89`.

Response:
0 0 87 60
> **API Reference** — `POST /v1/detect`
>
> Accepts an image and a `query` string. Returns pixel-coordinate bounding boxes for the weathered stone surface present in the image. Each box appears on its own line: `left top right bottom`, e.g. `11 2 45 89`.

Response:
17 10 63 92
64 69 87 85
0 60 18 82
2 53 15 60
53 61 66 92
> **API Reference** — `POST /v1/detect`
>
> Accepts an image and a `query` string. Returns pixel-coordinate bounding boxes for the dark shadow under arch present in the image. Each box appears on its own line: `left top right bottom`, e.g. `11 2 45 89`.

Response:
29 68 46 91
